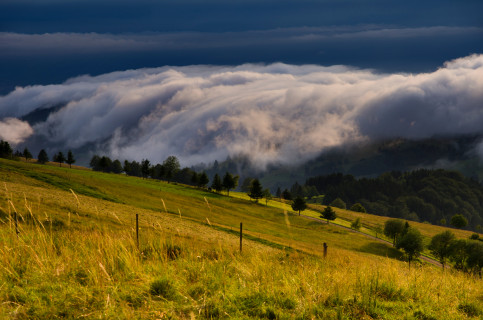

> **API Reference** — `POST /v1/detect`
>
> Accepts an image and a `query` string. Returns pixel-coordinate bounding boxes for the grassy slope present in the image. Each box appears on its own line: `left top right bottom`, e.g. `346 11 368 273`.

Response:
0 159 482 319
230 192 479 253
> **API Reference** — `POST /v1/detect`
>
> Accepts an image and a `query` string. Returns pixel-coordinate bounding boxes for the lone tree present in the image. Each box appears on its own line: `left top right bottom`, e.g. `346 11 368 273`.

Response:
222 172 239 196
428 230 455 270
450 214 468 229
291 196 307 215
384 219 405 246
350 203 366 213
321 206 337 224
23 148 32 162
263 189 272 206
66 150 76 168
374 224 384 239
396 227 424 269
351 217 362 230
37 149 49 164
248 178 263 203
211 173 223 192
53 152 65 167
330 197 346 209
163 156 180 183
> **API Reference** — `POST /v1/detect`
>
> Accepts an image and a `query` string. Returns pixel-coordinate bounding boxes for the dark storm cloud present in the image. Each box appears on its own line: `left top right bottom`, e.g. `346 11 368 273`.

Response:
2 0 483 34
1 55 482 167
1 25 482 95
2 0 482 95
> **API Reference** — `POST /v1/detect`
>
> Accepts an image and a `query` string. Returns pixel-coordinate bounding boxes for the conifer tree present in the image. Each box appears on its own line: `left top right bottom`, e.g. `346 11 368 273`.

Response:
211 173 223 192
291 196 307 215
141 159 151 179
54 152 65 167
37 149 49 164
198 172 209 188
321 206 337 224
66 150 76 168
222 172 239 196
0 140 13 159
248 179 263 202
23 148 32 162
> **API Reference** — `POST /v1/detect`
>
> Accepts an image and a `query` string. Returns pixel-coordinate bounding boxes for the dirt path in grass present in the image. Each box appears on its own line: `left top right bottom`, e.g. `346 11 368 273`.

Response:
300 213 444 268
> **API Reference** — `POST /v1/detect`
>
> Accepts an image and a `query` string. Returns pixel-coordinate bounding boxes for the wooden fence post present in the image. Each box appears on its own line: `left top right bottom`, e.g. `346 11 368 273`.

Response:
240 222 243 253
323 242 328 258
136 213 139 250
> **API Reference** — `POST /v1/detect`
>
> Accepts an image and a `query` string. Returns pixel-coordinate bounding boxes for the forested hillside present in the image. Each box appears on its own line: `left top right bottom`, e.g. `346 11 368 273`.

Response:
304 169 483 230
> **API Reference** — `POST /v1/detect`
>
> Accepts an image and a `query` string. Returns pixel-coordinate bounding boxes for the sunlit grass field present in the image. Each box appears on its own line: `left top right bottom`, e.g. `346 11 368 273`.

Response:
0 159 482 319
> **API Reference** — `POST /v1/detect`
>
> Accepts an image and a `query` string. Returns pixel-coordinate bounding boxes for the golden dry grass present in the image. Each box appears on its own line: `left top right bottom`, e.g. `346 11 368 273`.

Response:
0 159 482 319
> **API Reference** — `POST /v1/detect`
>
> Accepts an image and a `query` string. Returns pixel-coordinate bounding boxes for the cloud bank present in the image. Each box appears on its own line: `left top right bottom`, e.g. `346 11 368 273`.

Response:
2 26 481 56
1 54 483 167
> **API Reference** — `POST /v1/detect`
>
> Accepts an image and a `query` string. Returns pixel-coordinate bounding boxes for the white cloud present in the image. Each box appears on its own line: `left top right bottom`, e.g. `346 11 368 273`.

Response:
0 118 34 144
1 54 483 167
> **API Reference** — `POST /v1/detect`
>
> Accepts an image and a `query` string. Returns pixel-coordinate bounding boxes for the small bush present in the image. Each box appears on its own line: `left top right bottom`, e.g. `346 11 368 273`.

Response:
324 294 343 307
278 296 297 310
49 218 66 230
469 233 479 240
188 285 205 299
123 292 145 309
458 303 481 317
8 286 28 304
330 198 346 209
413 310 437 320
350 203 366 213
375 282 406 301
203 249 220 260
149 278 177 300
264 308 277 320
237 292 277 318
165 242 182 260
203 301 220 319
351 218 362 230
74 269 89 286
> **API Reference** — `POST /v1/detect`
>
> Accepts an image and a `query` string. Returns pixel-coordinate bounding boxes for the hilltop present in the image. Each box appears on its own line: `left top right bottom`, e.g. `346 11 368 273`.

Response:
0 158 481 319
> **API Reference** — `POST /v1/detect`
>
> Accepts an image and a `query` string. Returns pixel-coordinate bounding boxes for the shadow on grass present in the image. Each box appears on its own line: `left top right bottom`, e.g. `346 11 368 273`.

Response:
358 242 403 260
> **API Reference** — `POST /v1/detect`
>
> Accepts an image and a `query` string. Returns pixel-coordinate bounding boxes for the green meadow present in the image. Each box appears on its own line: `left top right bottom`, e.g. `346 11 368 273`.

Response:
0 158 482 319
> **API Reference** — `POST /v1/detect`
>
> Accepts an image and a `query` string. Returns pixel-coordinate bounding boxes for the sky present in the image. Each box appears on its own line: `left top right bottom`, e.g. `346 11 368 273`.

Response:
0 0 483 167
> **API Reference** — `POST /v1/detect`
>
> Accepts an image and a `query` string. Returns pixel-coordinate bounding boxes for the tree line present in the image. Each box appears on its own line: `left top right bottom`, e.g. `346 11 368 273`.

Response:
301 170 483 231
0 140 75 168
382 218 483 273
89 154 245 195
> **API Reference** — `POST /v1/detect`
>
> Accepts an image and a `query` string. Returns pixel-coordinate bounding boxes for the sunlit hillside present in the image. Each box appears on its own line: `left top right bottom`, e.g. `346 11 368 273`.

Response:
0 159 481 319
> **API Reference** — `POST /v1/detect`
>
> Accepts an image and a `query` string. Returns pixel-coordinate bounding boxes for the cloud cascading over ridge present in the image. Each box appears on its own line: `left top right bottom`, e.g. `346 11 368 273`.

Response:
1 54 483 167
